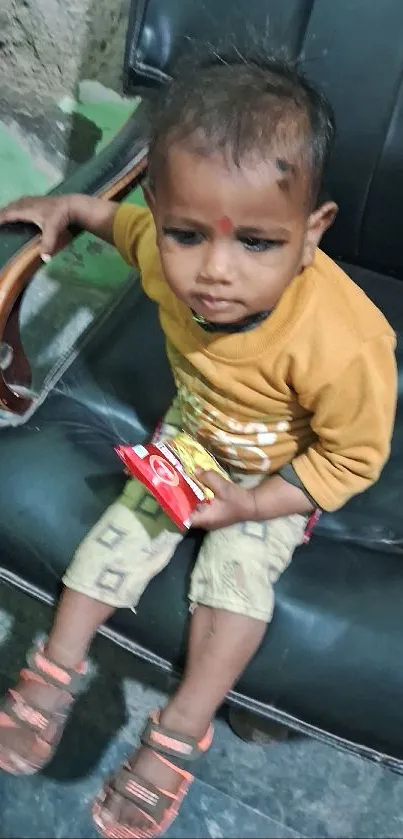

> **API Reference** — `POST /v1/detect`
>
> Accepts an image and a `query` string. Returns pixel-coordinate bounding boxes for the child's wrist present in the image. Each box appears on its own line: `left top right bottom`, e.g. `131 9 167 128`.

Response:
237 487 261 522
65 194 90 226
67 194 117 243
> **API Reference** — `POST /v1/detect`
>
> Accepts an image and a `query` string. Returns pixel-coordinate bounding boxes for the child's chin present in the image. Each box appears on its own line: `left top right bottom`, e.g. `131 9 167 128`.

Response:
210 308 251 325
193 306 245 324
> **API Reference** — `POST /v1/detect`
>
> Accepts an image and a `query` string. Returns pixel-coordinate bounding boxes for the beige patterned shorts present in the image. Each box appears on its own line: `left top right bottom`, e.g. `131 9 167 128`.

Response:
63 402 307 623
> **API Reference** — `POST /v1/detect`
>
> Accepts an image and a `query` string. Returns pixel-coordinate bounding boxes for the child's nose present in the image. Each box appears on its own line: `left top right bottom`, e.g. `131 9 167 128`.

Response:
198 241 235 285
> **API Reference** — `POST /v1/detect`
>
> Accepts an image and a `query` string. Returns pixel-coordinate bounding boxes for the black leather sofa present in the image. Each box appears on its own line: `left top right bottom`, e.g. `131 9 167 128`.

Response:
0 0 403 769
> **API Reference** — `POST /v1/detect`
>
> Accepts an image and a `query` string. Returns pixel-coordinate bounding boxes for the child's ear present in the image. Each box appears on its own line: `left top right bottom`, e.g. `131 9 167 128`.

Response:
302 201 338 267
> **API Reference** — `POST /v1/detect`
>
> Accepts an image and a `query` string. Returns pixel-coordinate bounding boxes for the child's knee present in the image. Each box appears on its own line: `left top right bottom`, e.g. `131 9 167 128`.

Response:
189 515 306 622
189 546 275 622
63 501 182 610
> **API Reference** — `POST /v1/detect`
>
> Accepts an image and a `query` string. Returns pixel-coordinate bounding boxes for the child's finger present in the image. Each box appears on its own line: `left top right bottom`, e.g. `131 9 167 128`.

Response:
196 469 230 498
190 500 217 530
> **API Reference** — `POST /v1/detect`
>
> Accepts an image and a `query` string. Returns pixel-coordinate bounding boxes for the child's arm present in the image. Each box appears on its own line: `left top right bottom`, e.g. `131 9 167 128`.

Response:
283 333 397 513
0 194 119 257
190 470 313 531
248 331 397 521
192 331 397 530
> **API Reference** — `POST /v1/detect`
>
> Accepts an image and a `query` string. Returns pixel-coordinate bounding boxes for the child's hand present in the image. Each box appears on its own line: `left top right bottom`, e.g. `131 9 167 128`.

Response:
0 194 117 257
190 471 256 530
0 195 75 259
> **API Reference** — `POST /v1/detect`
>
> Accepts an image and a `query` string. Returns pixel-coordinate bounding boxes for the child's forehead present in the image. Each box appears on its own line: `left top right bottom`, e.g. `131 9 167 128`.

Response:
157 144 310 221
215 215 234 235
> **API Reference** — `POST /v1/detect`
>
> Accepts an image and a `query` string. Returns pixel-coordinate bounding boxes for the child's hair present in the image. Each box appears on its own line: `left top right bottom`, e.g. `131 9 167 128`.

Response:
148 48 335 208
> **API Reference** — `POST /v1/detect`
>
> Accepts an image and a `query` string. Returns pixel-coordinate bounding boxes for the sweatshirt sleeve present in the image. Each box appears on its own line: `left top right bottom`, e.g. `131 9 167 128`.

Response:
292 333 397 511
113 202 160 296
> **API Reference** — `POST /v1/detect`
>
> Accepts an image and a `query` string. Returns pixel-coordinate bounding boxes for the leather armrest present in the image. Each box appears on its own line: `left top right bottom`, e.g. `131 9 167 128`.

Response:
0 101 150 414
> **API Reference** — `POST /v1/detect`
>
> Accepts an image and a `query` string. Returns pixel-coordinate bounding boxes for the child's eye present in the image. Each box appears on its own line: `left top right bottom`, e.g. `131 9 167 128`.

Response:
238 236 283 253
162 227 203 246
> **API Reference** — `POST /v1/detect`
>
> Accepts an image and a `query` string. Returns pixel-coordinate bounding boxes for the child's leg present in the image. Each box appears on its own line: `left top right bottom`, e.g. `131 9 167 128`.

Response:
46 589 114 665
161 606 266 736
0 590 114 774
0 484 182 775
94 512 307 835
125 607 266 799
158 510 309 736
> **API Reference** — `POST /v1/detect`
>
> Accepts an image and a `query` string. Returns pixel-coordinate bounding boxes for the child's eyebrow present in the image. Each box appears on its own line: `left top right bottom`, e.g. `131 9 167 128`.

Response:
236 225 291 238
164 215 208 230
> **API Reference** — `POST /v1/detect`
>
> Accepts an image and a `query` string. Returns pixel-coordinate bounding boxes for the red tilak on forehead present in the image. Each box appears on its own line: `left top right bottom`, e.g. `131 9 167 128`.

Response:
215 215 234 235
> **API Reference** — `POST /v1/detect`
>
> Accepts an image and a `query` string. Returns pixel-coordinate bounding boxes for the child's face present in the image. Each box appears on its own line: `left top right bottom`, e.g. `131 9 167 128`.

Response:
147 144 336 324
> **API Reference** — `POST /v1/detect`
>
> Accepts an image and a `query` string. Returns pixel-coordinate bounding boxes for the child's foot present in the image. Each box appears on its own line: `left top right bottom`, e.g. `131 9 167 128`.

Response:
93 708 213 838
0 641 88 775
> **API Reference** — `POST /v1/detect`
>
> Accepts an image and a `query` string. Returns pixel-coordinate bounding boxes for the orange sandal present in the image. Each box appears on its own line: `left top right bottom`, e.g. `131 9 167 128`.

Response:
92 709 213 839
0 641 89 775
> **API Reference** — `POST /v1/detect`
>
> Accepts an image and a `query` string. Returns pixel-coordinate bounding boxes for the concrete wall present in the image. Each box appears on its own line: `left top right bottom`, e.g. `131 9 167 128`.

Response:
0 0 130 106
0 0 131 176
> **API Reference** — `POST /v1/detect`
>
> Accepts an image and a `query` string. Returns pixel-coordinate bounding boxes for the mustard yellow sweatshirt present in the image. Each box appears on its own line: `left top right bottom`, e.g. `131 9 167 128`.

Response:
114 203 397 512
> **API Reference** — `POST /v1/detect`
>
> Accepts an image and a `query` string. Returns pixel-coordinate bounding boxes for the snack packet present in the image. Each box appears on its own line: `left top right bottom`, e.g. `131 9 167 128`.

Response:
115 432 231 530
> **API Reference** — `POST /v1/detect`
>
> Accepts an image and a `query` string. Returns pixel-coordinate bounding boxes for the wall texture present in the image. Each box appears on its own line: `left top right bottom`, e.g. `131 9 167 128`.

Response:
0 0 131 174
0 0 130 108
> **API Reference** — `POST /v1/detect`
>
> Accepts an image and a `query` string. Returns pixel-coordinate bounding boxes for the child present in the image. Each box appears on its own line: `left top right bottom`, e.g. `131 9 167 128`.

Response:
0 54 397 839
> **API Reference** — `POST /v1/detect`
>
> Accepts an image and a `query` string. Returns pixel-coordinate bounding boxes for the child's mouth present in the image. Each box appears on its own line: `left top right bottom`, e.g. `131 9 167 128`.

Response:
194 294 234 314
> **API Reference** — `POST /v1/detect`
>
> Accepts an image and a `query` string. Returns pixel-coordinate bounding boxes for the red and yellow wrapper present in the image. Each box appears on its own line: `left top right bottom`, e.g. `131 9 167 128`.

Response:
115 432 230 530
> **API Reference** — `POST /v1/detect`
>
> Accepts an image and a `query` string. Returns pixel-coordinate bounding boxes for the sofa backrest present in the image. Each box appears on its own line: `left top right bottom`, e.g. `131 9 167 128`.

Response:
124 0 403 279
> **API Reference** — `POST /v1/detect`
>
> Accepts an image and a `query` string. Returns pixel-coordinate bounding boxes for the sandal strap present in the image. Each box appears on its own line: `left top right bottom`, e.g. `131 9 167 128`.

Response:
25 643 89 695
4 691 57 739
93 712 213 834
140 710 212 763
111 765 174 822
